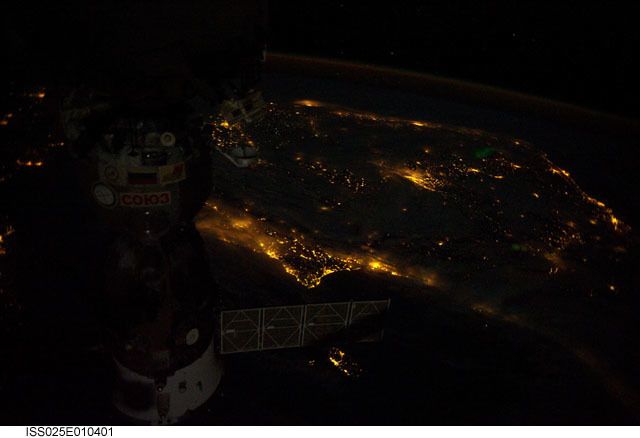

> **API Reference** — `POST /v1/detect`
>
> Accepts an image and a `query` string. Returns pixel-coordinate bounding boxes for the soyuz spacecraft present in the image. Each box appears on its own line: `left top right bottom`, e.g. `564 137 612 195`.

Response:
70 104 390 423
17 0 393 425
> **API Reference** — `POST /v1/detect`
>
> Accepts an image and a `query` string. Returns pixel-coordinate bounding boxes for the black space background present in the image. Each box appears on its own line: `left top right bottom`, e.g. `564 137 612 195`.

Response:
268 1 640 119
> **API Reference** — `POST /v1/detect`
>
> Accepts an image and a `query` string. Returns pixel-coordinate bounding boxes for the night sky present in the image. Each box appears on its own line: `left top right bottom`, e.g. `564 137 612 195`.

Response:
269 1 640 118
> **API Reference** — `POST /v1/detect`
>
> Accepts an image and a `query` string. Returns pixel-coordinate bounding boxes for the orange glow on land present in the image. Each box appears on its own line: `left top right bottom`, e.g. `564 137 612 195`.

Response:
0 225 15 256
543 252 566 271
582 195 624 232
197 201 360 288
368 260 400 276
546 161 629 234
549 166 571 178
328 348 345 368
231 218 252 229
209 117 258 156
399 169 441 192
378 164 444 193
610 216 620 228
26 89 46 99
294 99 324 108
293 99 451 131
328 347 361 377
197 200 441 290
16 159 44 167
332 108 443 130
286 97 637 410
585 198 624 232
0 112 13 126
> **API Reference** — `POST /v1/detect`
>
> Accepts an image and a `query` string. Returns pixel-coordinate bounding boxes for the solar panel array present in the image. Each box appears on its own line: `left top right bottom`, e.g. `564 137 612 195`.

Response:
219 299 390 354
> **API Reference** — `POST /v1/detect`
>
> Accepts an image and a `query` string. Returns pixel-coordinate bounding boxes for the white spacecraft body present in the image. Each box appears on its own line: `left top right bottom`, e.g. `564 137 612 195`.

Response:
111 299 390 424
215 90 265 168
219 90 266 125
217 145 259 168
113 341 222 425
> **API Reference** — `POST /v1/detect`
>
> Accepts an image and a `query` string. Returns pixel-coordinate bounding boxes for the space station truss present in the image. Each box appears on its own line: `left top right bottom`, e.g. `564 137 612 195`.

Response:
219 299 390 354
